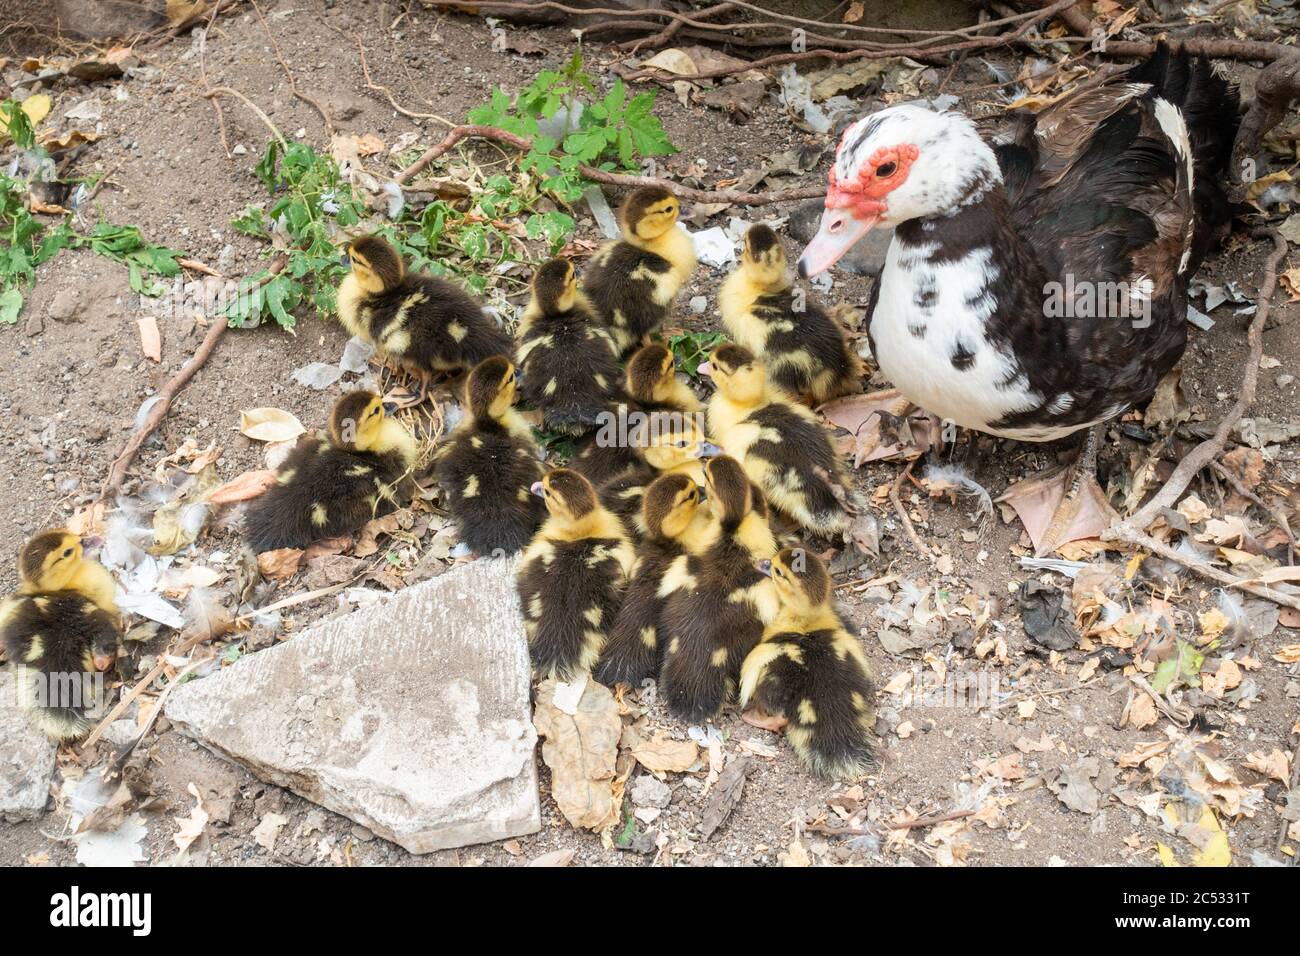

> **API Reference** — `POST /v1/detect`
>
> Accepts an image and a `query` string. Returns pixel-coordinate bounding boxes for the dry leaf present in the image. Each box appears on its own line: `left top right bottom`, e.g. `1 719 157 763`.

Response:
527 849 575 867
1273 644 1300 664
209 469 278 504
172 783 209 854
137 314 161 362
641 48 699 77
257 547 303 579
1242 749 1290 783
631 733 699 774
1125 692 1160 730
533 678 622 832
239 407 306 443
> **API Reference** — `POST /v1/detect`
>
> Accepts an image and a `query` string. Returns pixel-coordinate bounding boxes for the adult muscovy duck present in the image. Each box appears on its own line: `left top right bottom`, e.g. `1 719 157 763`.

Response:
797 45 1238 552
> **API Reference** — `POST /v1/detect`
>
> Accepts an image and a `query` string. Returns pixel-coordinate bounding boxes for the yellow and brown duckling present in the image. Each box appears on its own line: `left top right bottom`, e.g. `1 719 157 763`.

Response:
244 391 418 553
517 468 635 682
1 531 121 742
658 454 778 723
517 258 623 436
337 234 514 395
582 186 697 356
594 473 713 688
625 342 701 413
597 411 721 535
721 224 862 405
740 547 876 779
434 356 545 556
702 343 861 538
569 342 701 487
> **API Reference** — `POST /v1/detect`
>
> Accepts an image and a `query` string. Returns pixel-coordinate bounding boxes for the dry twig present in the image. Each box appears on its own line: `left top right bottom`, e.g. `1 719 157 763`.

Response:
250 0 335 134
100 256 289 500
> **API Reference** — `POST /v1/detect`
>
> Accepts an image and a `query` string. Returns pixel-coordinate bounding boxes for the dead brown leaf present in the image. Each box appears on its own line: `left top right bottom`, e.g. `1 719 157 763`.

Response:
257 547 303 580
631 733 699 774
533 679 623 832
208 469 278 504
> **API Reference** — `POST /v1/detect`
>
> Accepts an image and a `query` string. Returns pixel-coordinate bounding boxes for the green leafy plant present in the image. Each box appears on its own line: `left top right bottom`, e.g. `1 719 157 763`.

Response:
81 223 184 296
0 174 75 324
468 53 676 205
229 140 366 329
668 329 725 377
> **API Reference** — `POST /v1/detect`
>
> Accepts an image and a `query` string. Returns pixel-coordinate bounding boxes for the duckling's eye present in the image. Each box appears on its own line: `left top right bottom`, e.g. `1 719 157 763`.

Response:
61 548 73 559
774 568 784 578
876 161 897 178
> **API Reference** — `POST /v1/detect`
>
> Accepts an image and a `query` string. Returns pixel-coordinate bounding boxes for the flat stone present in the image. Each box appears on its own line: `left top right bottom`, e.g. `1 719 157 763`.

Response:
630 774 672 809
0 670 57 823
786 198 894 278
164 558 540 853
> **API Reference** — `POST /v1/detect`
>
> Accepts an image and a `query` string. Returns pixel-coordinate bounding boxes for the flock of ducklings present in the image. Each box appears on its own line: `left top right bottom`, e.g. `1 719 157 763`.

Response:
2 186 876 780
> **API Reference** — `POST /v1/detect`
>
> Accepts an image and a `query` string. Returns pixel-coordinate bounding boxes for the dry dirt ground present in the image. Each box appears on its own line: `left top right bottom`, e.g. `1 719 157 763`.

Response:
0 2 1297 867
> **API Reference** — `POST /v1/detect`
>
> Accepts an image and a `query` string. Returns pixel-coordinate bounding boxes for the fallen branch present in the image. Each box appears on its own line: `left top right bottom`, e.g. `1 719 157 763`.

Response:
1031 0 1295 63
1106 230 1285 534
1105 524 1300 612
889 808 976 830
394 123 824 204
100 256 289 500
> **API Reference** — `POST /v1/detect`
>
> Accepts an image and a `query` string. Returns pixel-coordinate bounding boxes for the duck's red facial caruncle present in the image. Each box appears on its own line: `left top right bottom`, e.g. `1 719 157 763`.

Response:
798 143 919 278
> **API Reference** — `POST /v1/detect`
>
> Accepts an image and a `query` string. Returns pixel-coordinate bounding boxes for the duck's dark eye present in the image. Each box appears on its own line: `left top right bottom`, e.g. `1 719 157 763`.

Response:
61 548 73 558
876 162 897 178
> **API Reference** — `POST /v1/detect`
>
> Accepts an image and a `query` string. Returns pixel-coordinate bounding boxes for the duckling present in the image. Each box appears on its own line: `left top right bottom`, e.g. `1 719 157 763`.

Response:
435 356 545 556
598 411 721 535
517 258 623 436
517 468 635 682
720 224 862 405
582 186 697 356
569 342 700 486
1 531 121 741
337 235 513 395
624 342 701 413
702 344 861 538
658 455 778 723
740 547 875 779
244 391 418 553
593 473 713 688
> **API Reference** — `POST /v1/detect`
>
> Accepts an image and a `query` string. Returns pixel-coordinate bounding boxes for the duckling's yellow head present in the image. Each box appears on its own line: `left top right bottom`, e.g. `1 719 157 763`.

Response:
758 546 831 614
703 454 755 527
741 224 789 289
625 343 677 405
699 343 766 405
330 390 395 453
465 355 518 421
19 530 85 591
632 411 721 472
620 186 680 242
344 235 405 294
643 473 704 541
529 258 579 316
532 468 598 524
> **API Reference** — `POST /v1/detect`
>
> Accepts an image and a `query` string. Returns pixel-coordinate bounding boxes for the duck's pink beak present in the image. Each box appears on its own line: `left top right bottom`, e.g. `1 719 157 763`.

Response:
797 207 880 278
